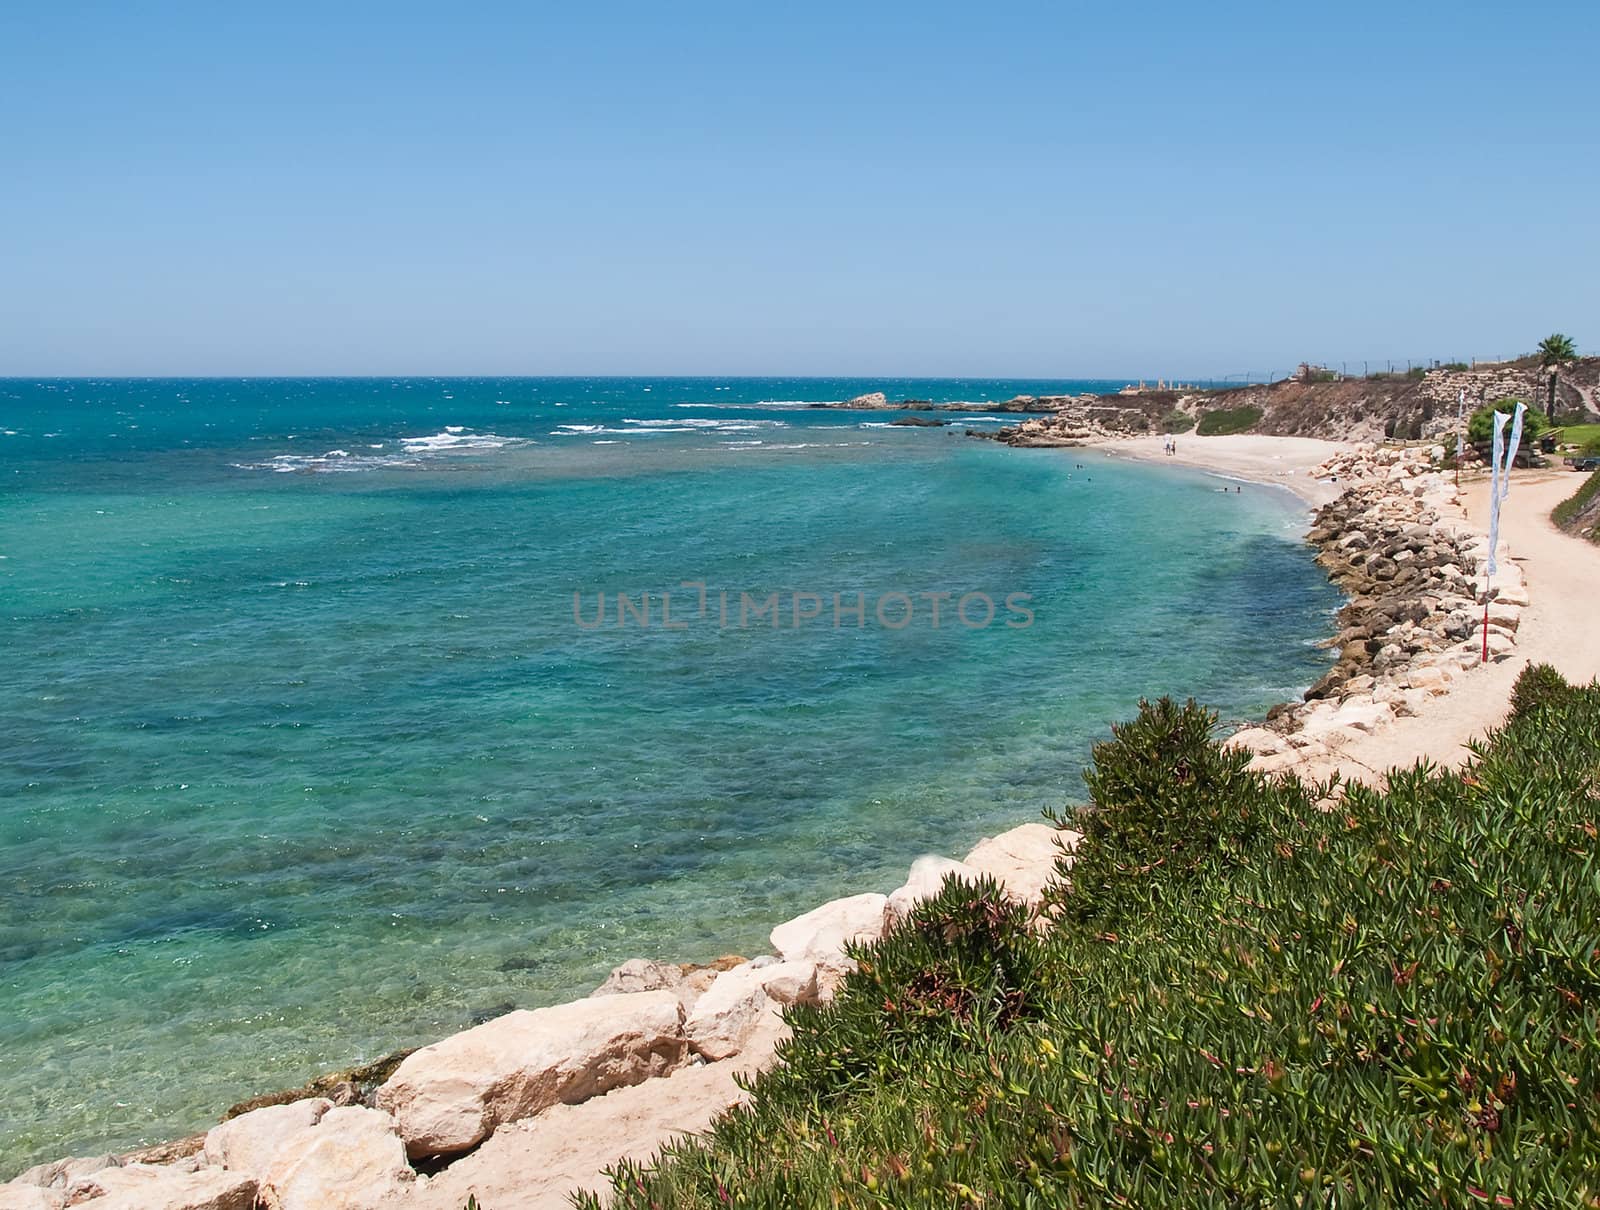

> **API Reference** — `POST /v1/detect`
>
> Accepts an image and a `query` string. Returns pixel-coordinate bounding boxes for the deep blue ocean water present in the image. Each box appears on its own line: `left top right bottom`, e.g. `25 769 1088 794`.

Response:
0 377 1340 1171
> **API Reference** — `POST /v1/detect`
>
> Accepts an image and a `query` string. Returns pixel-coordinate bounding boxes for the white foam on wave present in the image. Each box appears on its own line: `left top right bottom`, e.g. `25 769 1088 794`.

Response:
400 428 523 453
234 427 531 474
674 400 830 410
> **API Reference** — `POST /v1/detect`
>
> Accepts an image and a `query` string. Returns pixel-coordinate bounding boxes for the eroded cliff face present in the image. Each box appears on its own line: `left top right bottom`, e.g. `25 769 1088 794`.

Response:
979 358 1600 446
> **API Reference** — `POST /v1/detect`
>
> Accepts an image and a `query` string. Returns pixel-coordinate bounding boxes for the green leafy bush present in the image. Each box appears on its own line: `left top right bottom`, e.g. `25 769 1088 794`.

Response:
1468 401 1547 446
1195 406 1262 436
1509 663 1576 721
1044 697 1277 924
1160 409 1195 434
589 684 1600 1208
1552 469 1600 543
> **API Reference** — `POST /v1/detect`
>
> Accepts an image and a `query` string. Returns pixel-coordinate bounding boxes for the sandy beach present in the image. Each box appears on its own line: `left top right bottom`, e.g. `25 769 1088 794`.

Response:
1091 432 1355 506
1098 434 1600 785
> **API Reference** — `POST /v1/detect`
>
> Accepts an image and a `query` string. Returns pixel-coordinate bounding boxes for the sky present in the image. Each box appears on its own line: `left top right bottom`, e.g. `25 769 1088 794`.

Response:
1 1 1596 378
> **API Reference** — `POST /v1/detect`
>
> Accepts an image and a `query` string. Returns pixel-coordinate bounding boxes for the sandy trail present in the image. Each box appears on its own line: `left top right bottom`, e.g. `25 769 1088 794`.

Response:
1302 467 1600 784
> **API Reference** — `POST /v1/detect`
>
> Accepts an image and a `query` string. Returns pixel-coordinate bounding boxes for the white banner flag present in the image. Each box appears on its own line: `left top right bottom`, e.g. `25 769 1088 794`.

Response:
1485 401 1526 581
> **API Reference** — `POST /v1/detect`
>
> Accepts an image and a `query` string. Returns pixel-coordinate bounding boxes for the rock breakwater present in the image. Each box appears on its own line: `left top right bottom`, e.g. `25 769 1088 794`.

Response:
1227 444 1524 775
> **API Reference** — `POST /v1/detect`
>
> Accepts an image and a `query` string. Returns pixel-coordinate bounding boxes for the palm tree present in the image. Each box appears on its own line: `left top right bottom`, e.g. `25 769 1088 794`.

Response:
1537 333 1578 419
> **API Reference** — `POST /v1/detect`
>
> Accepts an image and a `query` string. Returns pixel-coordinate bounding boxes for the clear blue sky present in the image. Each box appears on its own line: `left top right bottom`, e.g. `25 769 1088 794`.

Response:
2 2 1595 378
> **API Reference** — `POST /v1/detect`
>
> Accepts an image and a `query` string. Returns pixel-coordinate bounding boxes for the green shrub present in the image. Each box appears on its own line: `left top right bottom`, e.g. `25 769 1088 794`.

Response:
1195 406 1262 436
585 680 1600 1208
1468 401 1547 446
1043 697 1281 924
1509 663 1574 721
1442 361 1470 371
1160 409 1195 434
1406 365 1426 379
1552 469 1600 543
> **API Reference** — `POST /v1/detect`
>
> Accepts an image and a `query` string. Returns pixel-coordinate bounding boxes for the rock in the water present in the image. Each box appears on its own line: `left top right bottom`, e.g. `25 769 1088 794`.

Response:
842 392 888 408
591 958 685 997
376 989 688 1158
203 1098 333 1177
769 893 888 969
62 1165 255 1210
257 1106 412 1210
883 856 983 927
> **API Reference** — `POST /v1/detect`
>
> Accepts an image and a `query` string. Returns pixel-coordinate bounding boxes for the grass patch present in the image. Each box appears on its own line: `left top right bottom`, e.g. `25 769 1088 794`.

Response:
1553 423 1600 454
1195 406 1262 437
588 676 1600 1208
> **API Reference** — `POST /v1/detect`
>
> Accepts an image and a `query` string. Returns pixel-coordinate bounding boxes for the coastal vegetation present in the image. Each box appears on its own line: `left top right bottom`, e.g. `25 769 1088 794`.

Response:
1195 405 1262 436
1466 402 1546 446
589 672 1600 1208
1159 409 1195 434
1553 470 1600 544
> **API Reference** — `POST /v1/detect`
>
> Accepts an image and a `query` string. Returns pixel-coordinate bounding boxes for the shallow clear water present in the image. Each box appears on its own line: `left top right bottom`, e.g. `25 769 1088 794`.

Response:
0 377 1339 1171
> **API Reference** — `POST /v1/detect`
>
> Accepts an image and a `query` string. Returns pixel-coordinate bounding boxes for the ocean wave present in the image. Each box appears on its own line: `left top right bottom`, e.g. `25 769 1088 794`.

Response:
554 418 791 437
234 428 531 474
673 401 832 410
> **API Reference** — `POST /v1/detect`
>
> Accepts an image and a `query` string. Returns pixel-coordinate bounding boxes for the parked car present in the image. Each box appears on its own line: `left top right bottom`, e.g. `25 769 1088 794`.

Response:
1565 455 1600 471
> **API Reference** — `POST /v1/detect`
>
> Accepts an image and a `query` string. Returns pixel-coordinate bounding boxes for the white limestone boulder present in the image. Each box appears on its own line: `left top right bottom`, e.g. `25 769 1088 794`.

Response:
963 823 1079 907
1223 727 1285 756
7 1156 119 1193
203 1097 333 1176
591 958 685 998
257 1106 412 1210
1325 698 1394 734
883 856 984 928
769 893 887 968
0 1185 65 1210
61 1164 255 1210
376 989 687 1158
683 959 816 1061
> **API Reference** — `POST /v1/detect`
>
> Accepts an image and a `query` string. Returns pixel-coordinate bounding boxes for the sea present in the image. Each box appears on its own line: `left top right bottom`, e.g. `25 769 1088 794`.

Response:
0 376 1341 1172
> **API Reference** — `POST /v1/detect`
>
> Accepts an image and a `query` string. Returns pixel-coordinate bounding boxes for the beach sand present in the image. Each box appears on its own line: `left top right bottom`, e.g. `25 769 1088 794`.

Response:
1092 432 1355 506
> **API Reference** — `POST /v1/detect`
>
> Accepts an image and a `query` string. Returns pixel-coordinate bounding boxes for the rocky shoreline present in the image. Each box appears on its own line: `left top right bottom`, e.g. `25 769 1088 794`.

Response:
0 443 1527 1210
0 827 1076 1210
1225 444 1521 776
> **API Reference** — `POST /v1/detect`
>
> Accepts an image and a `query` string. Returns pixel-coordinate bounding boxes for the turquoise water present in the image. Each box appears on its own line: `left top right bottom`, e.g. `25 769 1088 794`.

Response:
0 378 1339 1172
